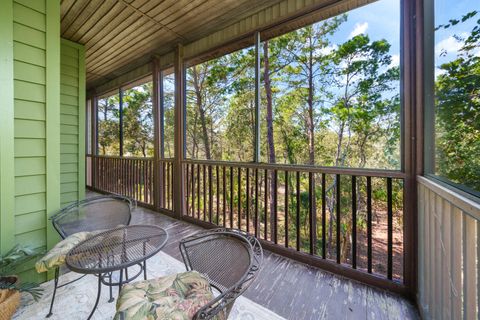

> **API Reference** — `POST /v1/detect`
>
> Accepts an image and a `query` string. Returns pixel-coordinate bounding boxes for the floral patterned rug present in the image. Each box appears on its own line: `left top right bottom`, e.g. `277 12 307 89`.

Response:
14 251 285 320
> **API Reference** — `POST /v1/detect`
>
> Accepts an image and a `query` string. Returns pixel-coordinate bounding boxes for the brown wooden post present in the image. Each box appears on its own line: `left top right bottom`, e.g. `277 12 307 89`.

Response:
152 59 164 210
91 96 98 189
173 44 185 217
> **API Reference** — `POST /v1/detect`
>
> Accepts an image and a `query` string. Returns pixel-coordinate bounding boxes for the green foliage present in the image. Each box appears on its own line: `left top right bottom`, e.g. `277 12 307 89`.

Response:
97 94 120 155
435 11 480 193
123 84 154 157
0 245 44 301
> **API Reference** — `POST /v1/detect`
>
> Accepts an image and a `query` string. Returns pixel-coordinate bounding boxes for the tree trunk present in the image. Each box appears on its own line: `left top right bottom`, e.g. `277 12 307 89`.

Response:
142 142 147 157
264 41 276 240
306 37 317 251
192 66 211 160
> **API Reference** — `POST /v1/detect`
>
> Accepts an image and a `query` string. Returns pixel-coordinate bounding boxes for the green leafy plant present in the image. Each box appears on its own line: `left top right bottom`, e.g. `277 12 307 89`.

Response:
0 245 44 301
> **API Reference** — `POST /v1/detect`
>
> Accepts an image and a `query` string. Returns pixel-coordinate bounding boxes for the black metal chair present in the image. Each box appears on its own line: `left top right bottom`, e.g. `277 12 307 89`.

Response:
179 228 263 320
46 195 133 317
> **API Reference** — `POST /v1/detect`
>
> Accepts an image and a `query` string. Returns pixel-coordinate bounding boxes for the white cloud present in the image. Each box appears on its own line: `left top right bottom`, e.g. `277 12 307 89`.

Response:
434 34 467 58
349 22 368 39
390 54 400 67
435 68 446 78
316 44 338 56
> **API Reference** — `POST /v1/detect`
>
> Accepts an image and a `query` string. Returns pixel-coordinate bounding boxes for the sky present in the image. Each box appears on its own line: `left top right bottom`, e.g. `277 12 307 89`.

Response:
326 0 478 76
317 0 400 70
434 0 479 76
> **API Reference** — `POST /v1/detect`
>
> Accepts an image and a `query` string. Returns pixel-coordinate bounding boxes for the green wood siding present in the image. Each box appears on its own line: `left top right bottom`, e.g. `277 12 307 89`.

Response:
13 0 48 253
0 0 85 282
60 39 85 207
0 0 16 254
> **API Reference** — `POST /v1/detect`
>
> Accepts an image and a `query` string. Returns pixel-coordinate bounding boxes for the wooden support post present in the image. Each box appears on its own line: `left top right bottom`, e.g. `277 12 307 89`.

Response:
119 88 124 157
173 45 185 217
152 60 164 210
402 0 420 298
254 32 261 163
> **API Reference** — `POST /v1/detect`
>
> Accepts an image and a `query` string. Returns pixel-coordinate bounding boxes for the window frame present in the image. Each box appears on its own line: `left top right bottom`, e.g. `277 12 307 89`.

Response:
422 0 480 201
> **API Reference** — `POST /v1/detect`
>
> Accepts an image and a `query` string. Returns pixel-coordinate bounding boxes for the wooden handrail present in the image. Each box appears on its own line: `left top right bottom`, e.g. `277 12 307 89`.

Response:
87 154 174 162
182 158 405 178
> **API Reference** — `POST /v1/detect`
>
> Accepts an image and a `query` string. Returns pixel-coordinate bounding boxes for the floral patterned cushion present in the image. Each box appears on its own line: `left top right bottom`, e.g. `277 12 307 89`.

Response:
35 231 93 273
114 271 224 320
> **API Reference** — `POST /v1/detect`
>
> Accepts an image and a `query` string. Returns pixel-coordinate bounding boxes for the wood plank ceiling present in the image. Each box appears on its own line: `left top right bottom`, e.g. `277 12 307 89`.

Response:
60 0 283 89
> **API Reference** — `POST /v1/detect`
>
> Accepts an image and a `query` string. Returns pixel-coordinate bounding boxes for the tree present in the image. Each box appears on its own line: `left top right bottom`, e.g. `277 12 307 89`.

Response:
123 84 154 157
325 34 400 260
97 95 120 155
435 11 480 193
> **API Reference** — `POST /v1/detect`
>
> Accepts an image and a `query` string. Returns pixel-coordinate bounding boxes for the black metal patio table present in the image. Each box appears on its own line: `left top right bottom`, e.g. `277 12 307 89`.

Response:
65 225 168 320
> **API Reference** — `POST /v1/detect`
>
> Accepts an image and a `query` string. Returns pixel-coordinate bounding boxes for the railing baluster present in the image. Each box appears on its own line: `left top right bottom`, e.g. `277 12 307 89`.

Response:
138 160 141 202
285 171 289 248
203 165 207 221
128 159 134 197
190 163 193 218
186 164 190 216
230 166 234 229
254 168 259 237
164 162 167 208
367 176 372 273
125 159 129 198
150 161 153 204
387 177 393 280
122 159 126 198
246 168 250 233
222 166 226 227
163 162 166 208
336 174 341 264
197 164 200 220
203 164 207 221
130 160 135 201
264 169 268 241
144 160 148 203
165 161 169 207
128 159 131 198
352 175 357 269
145 161 148 203
273 170 278 244
128 160 133 200
309 172 316 255
208 165 213 223
322 173 326 259
296 171 300 252
137 160 141 203
238 167 242 230
216 165 220 225
132 160 137 201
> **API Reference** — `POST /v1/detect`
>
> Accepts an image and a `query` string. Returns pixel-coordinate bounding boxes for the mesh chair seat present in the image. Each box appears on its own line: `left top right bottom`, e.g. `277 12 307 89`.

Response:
180 228 263 319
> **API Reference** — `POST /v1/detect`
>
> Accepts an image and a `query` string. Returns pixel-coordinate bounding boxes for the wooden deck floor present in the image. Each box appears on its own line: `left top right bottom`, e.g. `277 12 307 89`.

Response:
91 192 419 319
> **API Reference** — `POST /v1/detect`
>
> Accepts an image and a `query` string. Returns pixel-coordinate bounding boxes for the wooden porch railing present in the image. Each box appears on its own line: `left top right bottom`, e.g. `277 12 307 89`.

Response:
87 155 174 210
417 177 479 319
182 159 406 291
87 154 409 292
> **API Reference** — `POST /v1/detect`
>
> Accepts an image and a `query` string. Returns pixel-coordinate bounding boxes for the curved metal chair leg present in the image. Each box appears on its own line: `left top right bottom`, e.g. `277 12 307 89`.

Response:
46 267 59 318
